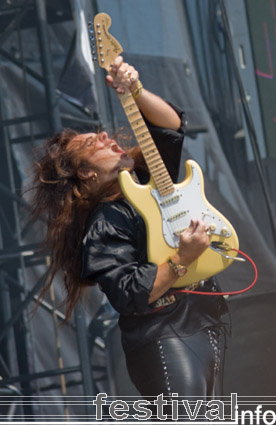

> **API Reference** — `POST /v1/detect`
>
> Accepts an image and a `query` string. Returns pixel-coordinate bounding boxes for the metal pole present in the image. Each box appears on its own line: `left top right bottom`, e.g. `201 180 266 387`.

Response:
74 304 96 416
35 0 62 133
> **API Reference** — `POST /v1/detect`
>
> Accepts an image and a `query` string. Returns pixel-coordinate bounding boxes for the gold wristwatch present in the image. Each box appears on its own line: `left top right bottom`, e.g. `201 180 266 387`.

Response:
167 257 188 277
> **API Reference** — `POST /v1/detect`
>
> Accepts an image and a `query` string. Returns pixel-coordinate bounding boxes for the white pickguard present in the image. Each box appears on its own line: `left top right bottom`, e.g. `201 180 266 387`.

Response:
151 163 231 248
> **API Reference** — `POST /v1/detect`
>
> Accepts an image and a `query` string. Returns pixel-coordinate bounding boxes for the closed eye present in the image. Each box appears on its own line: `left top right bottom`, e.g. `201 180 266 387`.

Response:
85 136 96 147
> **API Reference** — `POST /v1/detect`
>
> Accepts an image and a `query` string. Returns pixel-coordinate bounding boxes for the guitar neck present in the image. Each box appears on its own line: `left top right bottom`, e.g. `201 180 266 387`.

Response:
118 90 174 197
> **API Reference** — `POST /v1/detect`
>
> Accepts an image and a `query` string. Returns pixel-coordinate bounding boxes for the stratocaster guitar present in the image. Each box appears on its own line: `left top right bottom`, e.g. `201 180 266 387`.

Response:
89 13 241 288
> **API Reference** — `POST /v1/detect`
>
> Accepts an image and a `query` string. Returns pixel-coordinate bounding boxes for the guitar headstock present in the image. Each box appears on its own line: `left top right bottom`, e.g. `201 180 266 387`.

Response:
88 13 123 72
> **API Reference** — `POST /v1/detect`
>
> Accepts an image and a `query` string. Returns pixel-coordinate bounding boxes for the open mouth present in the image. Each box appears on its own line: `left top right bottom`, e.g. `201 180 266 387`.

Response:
110 142 126 155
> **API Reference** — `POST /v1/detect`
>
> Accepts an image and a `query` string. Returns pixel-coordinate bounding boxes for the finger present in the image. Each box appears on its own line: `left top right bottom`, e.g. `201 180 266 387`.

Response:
109 61 139 94
196 222 212 244
112 64 129 90
188 219 200 234
198 221 211 236
117 65 138 93
111 56 123 72
189 219 195 228
204 226 211 237
196 220 207 232
105 75 114 86
129 69 139 88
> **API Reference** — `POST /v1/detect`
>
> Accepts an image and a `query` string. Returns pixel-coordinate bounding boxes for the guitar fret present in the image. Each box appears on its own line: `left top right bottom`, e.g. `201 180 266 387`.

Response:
122 93 136 104
157 181 174 189
151 164 167 174
160 189 174 196
136 130 151 140
133 125 149 134
151 169 171 179
158 181 173 188
147 158 163 167
140 145 156 154
126 110 141 119
128 116 144 125
152 166 166 174
152 164 164 172
153 175 172 184
124 104 138 114
139 142 155 152
157 186 174 195
146 156 162 165
144 152 159 161
142 145 158 153
138 136 153 145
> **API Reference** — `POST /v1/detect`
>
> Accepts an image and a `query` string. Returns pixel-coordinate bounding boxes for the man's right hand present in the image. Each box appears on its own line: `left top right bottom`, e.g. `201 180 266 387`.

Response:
175 219 210 267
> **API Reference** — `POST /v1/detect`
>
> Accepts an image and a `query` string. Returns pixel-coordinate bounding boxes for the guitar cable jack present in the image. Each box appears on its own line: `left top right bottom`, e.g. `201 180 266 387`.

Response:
210 241 246 262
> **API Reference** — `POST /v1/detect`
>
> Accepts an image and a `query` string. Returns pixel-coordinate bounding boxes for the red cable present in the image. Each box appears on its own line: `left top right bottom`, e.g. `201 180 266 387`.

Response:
170 248 258 297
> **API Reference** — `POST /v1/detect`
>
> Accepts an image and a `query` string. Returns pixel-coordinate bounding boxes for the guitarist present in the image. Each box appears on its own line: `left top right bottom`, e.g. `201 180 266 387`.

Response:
33 56 228 416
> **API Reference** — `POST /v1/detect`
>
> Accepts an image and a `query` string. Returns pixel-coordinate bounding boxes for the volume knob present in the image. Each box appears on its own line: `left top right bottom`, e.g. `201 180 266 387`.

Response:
221 227 229 236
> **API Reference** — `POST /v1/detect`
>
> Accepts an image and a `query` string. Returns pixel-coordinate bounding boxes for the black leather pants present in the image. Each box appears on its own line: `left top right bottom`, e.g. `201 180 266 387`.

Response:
125 327 222 421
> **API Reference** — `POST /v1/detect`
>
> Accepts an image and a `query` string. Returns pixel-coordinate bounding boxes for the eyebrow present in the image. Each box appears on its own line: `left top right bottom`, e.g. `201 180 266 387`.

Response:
84 135 97 145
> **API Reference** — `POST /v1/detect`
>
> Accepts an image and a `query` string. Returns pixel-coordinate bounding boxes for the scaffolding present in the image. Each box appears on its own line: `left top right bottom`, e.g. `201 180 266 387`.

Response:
0 0 111 420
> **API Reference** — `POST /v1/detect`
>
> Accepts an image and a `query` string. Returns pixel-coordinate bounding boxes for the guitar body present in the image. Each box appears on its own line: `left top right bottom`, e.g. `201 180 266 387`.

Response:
119 160 239 287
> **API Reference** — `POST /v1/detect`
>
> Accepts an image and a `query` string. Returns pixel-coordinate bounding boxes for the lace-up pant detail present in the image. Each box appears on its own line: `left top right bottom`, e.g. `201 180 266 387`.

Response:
207 327 221 375
125 327 222 399
157 339 172 396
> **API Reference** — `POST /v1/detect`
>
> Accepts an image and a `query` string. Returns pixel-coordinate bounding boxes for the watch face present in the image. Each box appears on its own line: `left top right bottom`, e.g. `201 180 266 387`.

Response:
177 266 187 277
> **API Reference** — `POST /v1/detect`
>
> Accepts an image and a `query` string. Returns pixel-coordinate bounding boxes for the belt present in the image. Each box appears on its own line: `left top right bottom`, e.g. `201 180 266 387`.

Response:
152 280 205 310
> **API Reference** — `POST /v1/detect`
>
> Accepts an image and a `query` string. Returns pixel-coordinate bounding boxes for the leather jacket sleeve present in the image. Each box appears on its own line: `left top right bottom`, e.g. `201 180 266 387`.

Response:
81 200 158 315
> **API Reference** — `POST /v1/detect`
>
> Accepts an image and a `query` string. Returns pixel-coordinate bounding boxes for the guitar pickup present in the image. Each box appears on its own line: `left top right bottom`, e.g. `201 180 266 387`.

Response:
160 195 180 206
167 211 188 222
173 227 187 236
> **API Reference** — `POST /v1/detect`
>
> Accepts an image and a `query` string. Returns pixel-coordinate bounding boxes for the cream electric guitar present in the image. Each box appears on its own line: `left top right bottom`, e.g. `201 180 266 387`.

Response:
89 13 241 288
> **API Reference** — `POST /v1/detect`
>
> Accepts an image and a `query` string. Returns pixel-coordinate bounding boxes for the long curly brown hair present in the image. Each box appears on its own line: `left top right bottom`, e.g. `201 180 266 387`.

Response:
32 128 147 321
